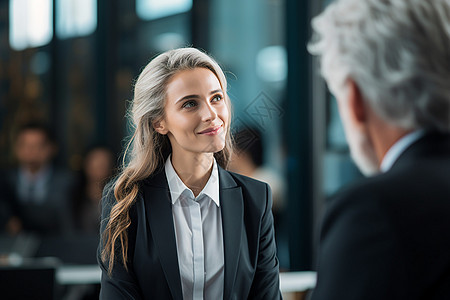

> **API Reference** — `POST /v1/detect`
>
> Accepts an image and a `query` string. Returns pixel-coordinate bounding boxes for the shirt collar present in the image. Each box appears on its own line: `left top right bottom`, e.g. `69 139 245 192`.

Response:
19 164 51 182
380 129 426 172
164 155 220 206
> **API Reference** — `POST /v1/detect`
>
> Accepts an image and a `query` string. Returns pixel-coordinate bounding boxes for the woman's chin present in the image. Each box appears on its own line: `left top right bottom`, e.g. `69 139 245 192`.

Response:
200 142 225 154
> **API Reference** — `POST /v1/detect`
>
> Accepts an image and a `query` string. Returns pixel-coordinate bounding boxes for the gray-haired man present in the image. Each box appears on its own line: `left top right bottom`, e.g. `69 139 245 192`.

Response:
308 0 450 299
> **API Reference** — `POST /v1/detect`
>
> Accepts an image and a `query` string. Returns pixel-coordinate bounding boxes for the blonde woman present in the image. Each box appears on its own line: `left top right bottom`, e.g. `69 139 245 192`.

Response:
98 48 281 299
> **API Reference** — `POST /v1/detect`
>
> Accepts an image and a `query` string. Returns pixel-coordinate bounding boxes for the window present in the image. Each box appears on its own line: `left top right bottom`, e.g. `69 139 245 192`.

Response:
136 0 192 20
56 0 97 39
9 0 53 50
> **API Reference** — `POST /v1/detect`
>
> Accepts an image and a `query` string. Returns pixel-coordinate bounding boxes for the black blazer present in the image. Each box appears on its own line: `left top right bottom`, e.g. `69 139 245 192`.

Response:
98 166 281 299
0 167 74 235
312 132 450 300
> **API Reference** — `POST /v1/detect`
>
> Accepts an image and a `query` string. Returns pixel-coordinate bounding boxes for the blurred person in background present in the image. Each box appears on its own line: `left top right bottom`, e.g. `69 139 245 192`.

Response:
229 127 288 269
72 146 115 234
0 123 75 236
308 0 450 299
229 127 285 221
0 186 14 234
0 162 16 234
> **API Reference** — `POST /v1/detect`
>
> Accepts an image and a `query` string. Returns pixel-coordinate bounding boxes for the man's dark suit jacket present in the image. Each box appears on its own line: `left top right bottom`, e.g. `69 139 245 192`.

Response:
312 132 450 300
98 165 282 299
0 167 74 235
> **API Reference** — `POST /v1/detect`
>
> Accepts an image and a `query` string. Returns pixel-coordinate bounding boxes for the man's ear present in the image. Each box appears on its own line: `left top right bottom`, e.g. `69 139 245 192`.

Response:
153 119 168 135
347 79 366 124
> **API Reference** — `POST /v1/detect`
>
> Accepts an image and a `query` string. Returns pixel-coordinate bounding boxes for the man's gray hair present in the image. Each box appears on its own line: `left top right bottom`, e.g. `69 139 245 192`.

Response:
308 0 450 132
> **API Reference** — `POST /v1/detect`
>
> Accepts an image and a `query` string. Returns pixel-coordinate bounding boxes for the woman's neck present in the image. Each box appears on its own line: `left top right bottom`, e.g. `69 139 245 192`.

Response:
170 151 214 197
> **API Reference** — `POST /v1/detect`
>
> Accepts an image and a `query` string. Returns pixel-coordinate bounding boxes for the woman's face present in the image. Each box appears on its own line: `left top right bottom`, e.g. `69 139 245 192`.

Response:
156 67 229 156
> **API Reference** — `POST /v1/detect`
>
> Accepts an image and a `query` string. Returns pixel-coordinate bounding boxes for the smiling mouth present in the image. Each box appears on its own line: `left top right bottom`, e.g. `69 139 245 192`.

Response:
198 125 223 135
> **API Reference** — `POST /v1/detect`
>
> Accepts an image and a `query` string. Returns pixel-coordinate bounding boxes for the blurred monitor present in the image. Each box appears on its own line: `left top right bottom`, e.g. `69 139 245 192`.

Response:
0 259 58 300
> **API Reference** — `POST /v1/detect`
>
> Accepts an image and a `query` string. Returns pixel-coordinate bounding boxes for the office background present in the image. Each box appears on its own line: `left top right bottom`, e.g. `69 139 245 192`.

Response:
0 0 362 274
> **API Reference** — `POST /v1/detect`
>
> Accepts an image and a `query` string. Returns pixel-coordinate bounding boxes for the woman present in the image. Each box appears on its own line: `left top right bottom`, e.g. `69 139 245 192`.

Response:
98 48 281 299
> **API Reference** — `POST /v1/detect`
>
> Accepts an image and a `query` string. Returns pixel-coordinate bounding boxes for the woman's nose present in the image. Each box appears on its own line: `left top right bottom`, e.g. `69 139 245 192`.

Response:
201 101 218 122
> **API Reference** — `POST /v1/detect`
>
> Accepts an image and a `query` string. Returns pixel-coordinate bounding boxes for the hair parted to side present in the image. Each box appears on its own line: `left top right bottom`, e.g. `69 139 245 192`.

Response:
308 0 450 132
101 47 233 274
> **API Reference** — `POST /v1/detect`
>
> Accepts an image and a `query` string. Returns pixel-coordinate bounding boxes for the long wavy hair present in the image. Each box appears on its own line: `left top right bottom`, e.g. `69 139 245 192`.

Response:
101 48 233 274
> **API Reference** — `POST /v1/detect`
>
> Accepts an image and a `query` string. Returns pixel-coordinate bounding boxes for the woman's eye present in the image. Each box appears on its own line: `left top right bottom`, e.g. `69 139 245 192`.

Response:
182 100 197 108
212 95 223 102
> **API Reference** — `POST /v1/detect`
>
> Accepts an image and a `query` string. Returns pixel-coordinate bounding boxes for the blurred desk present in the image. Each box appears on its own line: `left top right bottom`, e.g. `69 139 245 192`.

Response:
56 266 316 293
36 234 99 265
1 234 316 294
0 233 99 264
280 271 316 293
57 265 101 285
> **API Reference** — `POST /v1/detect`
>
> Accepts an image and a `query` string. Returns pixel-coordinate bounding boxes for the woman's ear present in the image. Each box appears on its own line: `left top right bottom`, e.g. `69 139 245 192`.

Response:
153 119 168 135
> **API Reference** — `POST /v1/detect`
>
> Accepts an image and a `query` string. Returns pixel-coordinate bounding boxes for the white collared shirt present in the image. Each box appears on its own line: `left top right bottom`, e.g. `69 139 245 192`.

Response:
380 129 426 172
17 165 51 204
165 156 224 300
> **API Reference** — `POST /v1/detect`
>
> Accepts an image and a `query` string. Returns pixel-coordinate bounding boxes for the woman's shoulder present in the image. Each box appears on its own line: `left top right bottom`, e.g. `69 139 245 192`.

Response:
101 181 116 210
101 167 167 208
223 168 269 190
101 179 146 212
222 169 273 215
222 169 271 203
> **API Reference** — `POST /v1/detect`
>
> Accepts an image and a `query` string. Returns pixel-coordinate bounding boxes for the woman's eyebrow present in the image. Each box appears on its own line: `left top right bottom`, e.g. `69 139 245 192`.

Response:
175 94 200 104
210 89 223 95
176 89 223 104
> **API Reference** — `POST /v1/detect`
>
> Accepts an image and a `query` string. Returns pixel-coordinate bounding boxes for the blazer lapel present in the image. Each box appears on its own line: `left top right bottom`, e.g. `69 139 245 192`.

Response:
219 167 244 300
143 171 183 300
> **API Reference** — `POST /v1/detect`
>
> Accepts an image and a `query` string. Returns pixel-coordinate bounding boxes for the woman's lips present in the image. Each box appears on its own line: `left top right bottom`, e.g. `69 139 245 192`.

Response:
198 125 223 135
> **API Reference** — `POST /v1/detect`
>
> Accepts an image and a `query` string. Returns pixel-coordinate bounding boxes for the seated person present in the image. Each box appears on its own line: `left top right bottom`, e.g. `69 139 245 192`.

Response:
0 123 75 236
72 146 115 234
308 0 450 298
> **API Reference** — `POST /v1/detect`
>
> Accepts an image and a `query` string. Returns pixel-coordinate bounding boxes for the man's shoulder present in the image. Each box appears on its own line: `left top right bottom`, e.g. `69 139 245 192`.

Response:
0 168 17 182
326 164 450 232
50 167 76 182
328 172 394 209
333 157 448 199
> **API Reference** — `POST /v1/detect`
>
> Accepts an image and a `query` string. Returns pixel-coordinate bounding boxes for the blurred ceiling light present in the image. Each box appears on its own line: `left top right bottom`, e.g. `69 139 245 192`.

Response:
256 46 287 83
137 0 192 20
56 0 97 39
9 0 53 51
